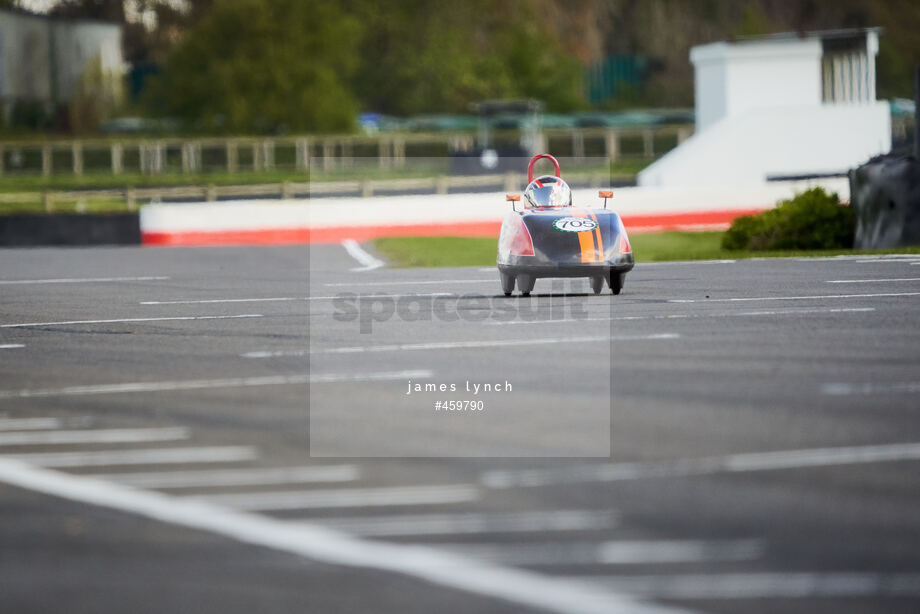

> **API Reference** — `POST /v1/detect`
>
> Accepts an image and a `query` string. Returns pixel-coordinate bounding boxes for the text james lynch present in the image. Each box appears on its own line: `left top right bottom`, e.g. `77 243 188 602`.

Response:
406 380 512 395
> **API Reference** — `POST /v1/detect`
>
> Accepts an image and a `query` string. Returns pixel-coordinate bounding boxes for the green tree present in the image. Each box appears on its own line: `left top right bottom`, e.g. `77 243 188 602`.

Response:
349 0 583 115
145 0 360 133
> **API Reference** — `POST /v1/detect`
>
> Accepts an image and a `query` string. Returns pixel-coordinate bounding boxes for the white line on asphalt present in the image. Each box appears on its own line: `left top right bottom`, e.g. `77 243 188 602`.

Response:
325 279 494 287
242 334 679 358
2 446 258 468
0 417 62 431
581 572 920 600
598 539 763 565
0 314 263 329
0 427 188 446
481 442 920 488
669 291 920 303
486 307 875 326
0 370 431 399
0 276 170 285
0 461 694 614
436 539 763 567
142 297 306 305
96 465 359 489
637 260 736 266
855 258 920 263
0 344 25 349
342 239 385 272
190 484 481 511
312 509 618 537
141 293 452 305
242 349 309 358
822 382 920 395
826 277 920 283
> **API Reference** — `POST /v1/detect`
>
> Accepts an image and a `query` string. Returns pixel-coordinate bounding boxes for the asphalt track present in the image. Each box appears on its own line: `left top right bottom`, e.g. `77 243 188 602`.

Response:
1 243 919 614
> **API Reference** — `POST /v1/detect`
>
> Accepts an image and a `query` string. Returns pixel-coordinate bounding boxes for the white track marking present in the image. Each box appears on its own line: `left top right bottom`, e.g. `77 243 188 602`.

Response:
97 465 359 489
0 417 62 431
637 260 736 266
856 258 920 263
823 382 920 395
313 509 618 537
0 370 432 399
143 297 306 305
141 293 451 305
669 291 920 303
2 446 257 468
0 427 188 446
0 276 169 285
0 344 25 349
597 540 763 565
191 484 480 511
1 314 263 329
486 307 874 326
583 572 920 600
436 539 763 566
243 350 309 358
325 279 494 287
481 442 920 488
0 461 694 614
243 333 678 358
341 239 385 271
826 277 920 283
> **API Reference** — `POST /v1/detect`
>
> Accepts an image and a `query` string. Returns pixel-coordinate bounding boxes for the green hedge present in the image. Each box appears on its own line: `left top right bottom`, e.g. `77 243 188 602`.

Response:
722 187 854 251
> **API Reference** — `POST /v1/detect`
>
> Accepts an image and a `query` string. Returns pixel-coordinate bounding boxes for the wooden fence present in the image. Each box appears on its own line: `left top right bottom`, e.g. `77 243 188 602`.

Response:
0 125 692 177
0 170 622 213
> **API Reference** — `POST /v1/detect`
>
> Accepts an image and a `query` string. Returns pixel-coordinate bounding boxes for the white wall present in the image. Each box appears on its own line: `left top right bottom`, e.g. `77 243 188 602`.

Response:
140 178 852 236
691 39 822 131
638 102 890 187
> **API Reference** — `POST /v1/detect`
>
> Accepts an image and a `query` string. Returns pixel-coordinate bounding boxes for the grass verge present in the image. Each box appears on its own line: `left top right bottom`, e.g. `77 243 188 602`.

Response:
374 232 920 267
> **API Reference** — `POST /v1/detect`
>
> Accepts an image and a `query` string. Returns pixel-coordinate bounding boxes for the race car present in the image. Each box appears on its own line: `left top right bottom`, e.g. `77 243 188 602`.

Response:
497 153 634 296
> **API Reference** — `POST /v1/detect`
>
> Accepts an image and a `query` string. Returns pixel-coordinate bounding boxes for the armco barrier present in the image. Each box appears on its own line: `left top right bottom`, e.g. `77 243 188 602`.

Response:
0 213 140 247
139 179 849 247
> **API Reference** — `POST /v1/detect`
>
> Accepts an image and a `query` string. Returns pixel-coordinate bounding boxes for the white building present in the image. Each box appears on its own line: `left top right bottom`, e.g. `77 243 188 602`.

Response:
0 8 126 121
639 28 891 187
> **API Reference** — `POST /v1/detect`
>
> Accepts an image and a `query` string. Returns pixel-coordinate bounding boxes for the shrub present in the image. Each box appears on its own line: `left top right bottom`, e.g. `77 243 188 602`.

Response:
721 187 854 251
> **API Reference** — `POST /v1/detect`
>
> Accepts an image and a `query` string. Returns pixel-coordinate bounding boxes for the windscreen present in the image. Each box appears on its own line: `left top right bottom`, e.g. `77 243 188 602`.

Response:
523 178 570 208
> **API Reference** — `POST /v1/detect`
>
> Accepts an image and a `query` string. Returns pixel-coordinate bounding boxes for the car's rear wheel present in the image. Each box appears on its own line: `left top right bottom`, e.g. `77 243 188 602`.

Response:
608 272 625 295
590 276 604 295
517 275 535 296
500 272 515 296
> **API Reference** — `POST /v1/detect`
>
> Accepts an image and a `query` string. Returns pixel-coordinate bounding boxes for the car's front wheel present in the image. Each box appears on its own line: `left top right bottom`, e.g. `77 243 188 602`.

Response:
608 272 625 295
517 274 535 296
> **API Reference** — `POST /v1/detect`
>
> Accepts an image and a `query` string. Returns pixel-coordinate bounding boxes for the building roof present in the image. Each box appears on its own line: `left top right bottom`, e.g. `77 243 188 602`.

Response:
733 27 881 45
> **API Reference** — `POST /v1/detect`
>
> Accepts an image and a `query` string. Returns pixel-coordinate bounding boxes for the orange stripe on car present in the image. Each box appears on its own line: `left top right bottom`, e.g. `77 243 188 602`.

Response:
571 209 597 263
587 211 604 261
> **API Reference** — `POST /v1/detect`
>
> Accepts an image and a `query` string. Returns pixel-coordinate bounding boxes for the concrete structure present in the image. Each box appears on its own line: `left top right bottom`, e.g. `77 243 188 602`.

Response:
639 29 890 187
0 8 125 121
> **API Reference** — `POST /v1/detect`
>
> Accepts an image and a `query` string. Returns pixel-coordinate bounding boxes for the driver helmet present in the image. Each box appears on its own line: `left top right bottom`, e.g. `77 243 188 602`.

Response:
523 175 572 208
